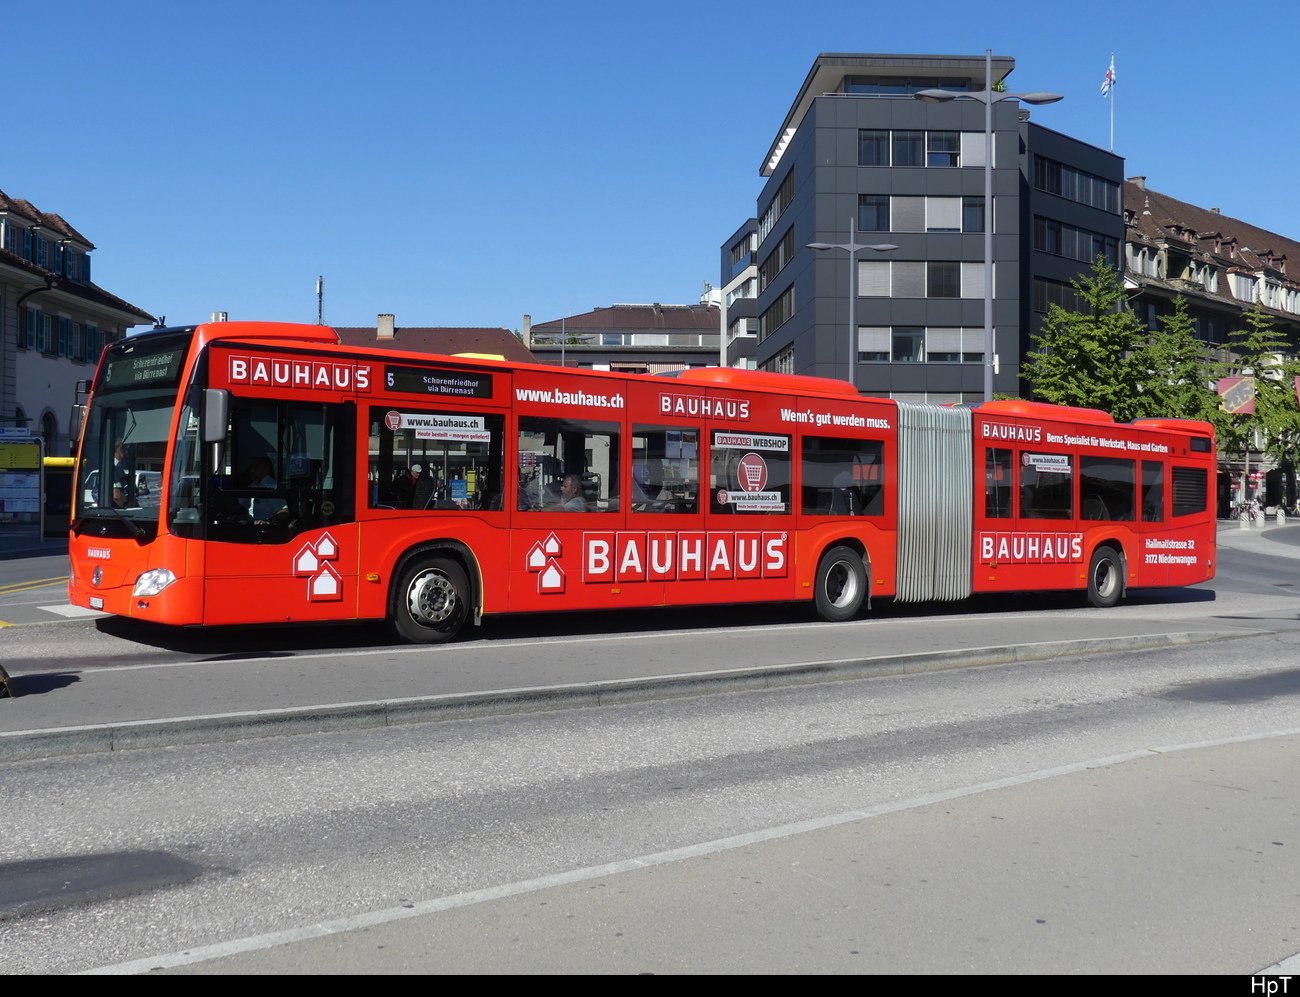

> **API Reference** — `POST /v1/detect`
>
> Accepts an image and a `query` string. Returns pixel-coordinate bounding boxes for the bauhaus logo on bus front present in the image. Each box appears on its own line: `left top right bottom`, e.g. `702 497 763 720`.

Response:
227 355 373 391
525 530 789 593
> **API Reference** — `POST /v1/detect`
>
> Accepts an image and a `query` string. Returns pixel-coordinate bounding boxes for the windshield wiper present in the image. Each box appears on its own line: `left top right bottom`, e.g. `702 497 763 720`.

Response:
77 505 147 541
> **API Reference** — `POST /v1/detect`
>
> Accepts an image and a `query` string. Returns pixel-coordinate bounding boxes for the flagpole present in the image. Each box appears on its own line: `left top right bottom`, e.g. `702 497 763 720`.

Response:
1109 53 1115 151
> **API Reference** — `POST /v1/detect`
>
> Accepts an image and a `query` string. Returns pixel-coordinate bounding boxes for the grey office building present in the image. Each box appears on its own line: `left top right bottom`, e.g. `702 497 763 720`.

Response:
727 53 1123 401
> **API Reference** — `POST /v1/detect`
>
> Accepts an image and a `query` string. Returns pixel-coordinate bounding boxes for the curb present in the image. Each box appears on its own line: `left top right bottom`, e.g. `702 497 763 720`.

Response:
0 628 1264 762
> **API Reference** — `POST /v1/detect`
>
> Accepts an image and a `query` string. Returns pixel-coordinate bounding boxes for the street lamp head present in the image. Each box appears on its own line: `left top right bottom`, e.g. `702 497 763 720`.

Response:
806 242 834 251
867 244 898 253
913 89 958 103
1017 91 1065 105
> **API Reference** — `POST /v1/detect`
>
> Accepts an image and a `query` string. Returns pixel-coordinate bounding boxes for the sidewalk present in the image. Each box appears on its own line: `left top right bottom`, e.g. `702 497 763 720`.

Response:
1214 516 1300 559
0 528 64 559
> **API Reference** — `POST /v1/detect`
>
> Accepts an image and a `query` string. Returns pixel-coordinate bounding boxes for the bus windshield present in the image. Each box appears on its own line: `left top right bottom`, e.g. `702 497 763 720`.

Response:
76 331 192 536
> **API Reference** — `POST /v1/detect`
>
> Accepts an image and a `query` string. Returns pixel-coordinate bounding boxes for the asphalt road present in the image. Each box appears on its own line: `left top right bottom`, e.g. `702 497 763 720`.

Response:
0 523 1298 974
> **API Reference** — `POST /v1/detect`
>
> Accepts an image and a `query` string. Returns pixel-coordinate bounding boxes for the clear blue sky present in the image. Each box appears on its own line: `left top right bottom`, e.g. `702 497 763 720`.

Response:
8 2 1288 331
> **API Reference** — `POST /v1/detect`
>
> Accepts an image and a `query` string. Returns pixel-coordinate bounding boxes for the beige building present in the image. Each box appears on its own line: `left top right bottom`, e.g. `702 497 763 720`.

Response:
0 190 153 455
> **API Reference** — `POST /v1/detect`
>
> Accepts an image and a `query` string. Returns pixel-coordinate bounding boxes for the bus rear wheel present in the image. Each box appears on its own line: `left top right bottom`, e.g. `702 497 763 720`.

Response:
390 556 469 643
1087 547 1123 608
814 546 867 622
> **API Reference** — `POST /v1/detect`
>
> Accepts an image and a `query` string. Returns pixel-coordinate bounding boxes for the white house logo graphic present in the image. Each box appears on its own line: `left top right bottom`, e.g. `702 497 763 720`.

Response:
293 532 343 601
526 532 565 594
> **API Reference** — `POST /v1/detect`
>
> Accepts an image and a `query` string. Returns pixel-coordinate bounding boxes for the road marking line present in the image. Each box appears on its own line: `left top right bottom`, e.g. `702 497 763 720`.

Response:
0 577 66 594
37 604 107 618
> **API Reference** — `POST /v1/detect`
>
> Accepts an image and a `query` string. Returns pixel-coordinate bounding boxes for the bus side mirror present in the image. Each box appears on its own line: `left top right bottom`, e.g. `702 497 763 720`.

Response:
203 389 230 475
202 389 229 443
69 404 87 449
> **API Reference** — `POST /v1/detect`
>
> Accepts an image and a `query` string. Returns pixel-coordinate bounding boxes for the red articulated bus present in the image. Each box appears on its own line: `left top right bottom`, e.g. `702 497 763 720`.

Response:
68 321 1216 642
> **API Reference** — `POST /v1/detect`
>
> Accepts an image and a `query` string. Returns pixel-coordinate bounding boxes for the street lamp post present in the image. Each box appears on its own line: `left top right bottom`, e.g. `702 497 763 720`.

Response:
807 217 896 391
914 49 1062 402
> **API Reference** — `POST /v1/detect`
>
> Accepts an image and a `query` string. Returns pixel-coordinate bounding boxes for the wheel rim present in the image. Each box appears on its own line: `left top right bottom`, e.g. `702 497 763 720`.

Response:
407 571 458 626
825 560 860 609
1093 558 1117 598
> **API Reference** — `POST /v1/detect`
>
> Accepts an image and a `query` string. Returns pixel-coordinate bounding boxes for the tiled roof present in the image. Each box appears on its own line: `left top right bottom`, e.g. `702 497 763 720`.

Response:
1126 181 1300 281
334 326 539 364
0 191 94 247
0 246 154 323
533 303 720 333
1125 180 1300 323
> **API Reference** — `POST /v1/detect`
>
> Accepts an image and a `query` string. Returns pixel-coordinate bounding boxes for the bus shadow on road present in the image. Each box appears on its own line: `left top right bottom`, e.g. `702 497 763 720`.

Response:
89 585 1220 657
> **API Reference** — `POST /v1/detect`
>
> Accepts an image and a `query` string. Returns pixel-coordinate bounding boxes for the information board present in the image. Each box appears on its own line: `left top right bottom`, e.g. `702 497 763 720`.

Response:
0 441 42 523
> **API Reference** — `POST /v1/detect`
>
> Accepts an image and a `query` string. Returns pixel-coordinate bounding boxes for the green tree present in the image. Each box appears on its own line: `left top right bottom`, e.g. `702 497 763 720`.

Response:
1215 301 1300 468
1023 258 1163 421
1147 296 1219 423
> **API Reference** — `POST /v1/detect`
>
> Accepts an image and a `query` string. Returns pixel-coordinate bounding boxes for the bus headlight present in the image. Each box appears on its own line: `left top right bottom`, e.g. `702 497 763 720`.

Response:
132 569 177 597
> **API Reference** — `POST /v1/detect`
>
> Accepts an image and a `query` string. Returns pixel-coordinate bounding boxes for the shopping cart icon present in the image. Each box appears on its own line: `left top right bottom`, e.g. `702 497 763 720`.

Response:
737 452 767 492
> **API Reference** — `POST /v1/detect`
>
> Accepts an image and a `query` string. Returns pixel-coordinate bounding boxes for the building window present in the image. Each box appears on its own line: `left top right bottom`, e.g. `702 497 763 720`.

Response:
842 76 971 95
858 326 986 363
927 327 984 363
858 130 976 168
963 196 985 233
858 130 889 166
858 195 889 232
1032 155 1120 213
858 327 890 362
758 286 795 341
859 260 991 298
58 317 73 357
772 346 795 375
927 131 960 167
1033 216 1118 267
892 130 924 167
758 228 795 292
927 262 960 298
926 198 961 233
892 327 925 362
757 172 795 243
1032 276 1087 313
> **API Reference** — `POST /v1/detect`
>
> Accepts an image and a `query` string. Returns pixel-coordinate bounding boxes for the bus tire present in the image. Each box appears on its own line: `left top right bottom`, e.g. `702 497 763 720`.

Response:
1087 547 1123 608
814 546 867 622
390 556 469 643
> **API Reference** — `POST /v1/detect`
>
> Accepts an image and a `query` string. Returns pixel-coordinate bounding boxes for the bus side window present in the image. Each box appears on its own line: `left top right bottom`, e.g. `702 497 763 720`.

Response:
1080 456 1135 521
631 426 699 514
801 436 885 516
1142 461 1165 522
368 407 504 511
517 417 620 513
709 430 791 515
984 447 1012 519
1019 451 1072 520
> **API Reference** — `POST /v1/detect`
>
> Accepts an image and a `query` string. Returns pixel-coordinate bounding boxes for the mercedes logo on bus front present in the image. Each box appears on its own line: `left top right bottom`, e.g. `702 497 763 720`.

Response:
92 565 102 587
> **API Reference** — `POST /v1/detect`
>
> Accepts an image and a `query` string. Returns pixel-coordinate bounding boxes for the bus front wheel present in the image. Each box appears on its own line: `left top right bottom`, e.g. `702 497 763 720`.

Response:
1087 547 1123 608
814 546 867 622
390 556 470 643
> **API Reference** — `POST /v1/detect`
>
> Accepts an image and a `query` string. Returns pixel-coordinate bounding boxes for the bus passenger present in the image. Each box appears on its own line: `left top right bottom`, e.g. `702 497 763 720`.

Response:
557 473 587 512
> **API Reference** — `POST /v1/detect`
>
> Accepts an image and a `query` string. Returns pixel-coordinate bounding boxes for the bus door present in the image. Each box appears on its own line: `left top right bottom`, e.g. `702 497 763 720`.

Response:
1013 445 1080 590
200 394 359 625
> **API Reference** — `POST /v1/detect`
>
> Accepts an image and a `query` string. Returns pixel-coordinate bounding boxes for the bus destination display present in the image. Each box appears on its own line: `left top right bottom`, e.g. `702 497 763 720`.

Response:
384 365 493 399
103 348 187 388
